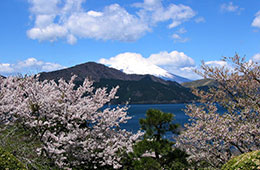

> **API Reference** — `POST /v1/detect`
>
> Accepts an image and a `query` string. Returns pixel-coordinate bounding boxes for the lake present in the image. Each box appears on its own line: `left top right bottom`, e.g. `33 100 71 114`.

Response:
120 103 190 133
120 103 226 135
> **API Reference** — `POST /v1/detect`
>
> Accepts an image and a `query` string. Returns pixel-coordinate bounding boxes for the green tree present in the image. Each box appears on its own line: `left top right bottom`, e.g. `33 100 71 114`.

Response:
121 109 189 170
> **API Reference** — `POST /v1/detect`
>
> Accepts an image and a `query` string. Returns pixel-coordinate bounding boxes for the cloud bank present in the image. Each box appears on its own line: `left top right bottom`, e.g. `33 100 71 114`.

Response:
0 58 64 76
252 11 260 28
251 53 260 62
99 52 173 78
220 2 243 14
99 51 201 80
27 0 196 44
99 51 243 80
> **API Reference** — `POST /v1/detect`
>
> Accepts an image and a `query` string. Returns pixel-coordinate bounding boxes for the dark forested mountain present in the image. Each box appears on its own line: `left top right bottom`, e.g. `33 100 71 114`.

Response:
94 76 195 104
39 62 196 104
40 62 167 84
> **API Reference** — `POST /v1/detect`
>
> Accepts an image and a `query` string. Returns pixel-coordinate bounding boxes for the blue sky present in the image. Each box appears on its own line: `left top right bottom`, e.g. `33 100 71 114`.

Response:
1 0 260 79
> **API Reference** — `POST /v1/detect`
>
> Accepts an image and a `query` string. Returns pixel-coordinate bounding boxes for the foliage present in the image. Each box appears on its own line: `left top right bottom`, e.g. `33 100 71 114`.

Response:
0 124 59 169
221 150 260 170
176 55 260 168
0 147 27 170
121 109 189 169
0 75 143 169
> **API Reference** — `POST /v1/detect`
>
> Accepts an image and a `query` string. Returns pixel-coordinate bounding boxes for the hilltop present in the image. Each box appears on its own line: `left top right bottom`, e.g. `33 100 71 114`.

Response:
39 62 196 104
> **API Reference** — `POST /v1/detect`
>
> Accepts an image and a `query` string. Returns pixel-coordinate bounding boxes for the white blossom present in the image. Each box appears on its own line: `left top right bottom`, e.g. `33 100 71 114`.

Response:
176 55 260 168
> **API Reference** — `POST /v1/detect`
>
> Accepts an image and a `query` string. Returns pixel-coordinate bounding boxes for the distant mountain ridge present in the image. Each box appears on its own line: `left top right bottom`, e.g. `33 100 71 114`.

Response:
160 73 191 84
182 79 216 88
40 62 170 85
39 62 196 104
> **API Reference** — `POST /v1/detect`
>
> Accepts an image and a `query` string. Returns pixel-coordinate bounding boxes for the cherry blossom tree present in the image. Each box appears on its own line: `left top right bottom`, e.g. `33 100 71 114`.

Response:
0 75 143 169
176 55 260 168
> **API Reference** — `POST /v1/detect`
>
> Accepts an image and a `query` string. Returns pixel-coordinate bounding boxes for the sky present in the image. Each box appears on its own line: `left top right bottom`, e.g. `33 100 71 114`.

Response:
1 0 260 79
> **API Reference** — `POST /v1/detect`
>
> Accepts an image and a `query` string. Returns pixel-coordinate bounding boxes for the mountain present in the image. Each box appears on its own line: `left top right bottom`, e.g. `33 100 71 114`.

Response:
39 62 196 104
93 75 195 104
110 65 191 84
99 58 191 83
40 62 167 84
160 73 191 84
182 78 216 91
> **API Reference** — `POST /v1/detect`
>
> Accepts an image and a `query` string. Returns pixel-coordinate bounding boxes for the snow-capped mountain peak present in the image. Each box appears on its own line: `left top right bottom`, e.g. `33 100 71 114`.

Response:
99 52 190 83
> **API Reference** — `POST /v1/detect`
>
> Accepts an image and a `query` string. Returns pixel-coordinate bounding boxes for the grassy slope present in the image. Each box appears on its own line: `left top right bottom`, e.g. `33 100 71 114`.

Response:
0 124 58 170
221 150 260 170
182 79 216 89
0 147 27 169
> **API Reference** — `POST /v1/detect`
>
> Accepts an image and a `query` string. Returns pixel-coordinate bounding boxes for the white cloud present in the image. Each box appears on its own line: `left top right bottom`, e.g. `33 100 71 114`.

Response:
16 58 43 68
179 66 201 80
65 4 149 42
252 53 260 62
0 58 64 76
99 53 245 80
148 51 195 67
204 60 228 67
252 11 260 28
42 63 64 71
177 28 187 34
201 60 237 76
203 60 234 73
99 52 172 78
66 34 77 45
148 51 196 79
27 24 68 42
172 33 181 39
194 17 205 23
27 0 196 43
172 28 189 43
0 64 14 73
135 1 196 28
172 33 189 43
87 10 103 17
35 14 55 28
99 51 198 80
220 2 243 14
28 0 60 15
153 4 195 27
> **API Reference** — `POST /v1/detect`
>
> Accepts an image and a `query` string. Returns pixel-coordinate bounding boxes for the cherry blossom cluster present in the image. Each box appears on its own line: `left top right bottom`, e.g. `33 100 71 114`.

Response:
0 75 143 169
176 55 260 168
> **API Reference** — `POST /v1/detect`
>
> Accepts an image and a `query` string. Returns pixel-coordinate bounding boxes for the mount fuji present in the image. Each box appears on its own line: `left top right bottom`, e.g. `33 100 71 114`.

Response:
103 62 191 84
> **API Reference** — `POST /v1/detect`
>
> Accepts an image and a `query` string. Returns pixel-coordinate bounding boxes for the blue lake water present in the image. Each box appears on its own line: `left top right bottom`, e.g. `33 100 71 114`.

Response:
119 103 226 134
120 103 190 133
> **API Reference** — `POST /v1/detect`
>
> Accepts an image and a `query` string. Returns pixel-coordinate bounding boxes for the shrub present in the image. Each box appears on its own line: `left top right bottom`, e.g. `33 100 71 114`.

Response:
0 147 27 169
221 150 260 170
0 124 58 169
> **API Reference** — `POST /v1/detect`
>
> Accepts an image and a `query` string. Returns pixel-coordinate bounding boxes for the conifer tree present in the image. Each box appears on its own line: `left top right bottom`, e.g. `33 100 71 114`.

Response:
122 109 189 170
